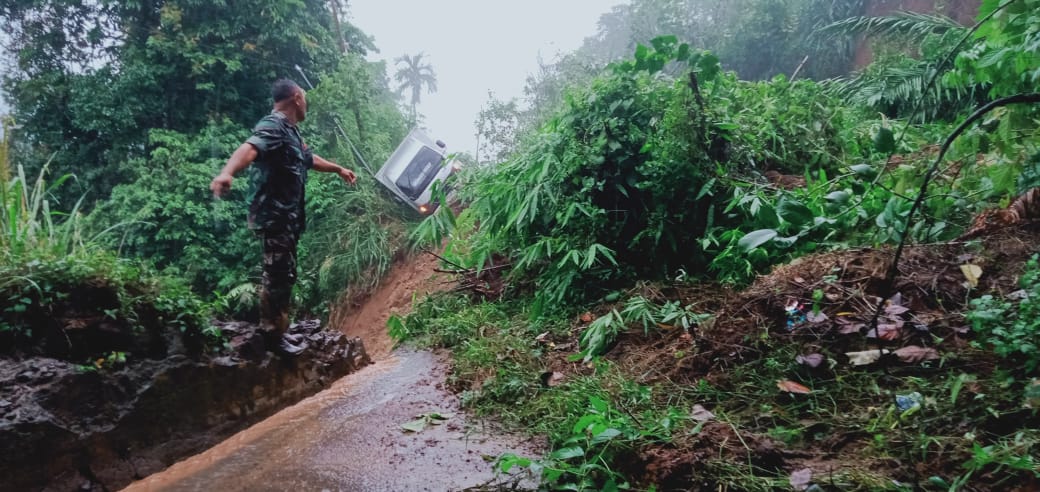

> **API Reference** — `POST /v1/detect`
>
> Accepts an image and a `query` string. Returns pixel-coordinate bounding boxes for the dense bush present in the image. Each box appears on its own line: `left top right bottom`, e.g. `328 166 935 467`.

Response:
1 164 212 357
441 38 884 309
86 121 259 296
447 39 725 312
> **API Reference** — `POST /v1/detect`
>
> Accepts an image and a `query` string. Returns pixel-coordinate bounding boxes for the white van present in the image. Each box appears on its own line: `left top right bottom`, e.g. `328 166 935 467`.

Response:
374 128 458 215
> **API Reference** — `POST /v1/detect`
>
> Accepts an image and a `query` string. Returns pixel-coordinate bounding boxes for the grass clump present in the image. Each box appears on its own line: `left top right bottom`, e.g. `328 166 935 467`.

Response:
1 164 214 359
394 294 719 490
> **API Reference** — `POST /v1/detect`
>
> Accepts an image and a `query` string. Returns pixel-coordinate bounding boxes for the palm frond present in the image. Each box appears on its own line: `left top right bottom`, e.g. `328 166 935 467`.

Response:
824 57 978 120
816 11 965 41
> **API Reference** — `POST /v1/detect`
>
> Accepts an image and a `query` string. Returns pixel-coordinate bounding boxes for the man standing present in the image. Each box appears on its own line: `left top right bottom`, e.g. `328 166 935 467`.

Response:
210 79 356 355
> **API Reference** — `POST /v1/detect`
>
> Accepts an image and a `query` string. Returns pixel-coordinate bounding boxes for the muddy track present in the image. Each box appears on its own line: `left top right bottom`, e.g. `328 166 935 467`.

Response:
122 253 542 491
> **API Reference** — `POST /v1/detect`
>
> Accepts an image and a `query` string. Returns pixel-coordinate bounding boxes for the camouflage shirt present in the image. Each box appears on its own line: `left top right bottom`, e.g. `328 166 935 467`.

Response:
245 110 314 233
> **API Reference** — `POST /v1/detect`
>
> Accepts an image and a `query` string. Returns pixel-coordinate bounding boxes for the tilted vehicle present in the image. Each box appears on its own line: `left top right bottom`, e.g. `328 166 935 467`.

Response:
375 128 459 215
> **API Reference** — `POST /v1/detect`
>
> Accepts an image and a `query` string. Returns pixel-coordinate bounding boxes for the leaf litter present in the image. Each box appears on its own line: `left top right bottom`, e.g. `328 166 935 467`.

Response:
569 228 1040 489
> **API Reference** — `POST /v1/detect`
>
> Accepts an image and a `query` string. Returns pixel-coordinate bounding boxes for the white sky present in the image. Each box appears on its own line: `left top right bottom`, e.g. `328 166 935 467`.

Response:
348 0 623 157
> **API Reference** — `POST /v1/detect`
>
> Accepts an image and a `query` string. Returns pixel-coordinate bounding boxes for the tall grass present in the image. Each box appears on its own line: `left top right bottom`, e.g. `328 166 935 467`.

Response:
0 161 85 266
0 157 211 344
299 173 417 313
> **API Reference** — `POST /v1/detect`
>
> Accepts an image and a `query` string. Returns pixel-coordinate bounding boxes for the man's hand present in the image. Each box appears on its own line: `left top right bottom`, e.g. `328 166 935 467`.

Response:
338 167 357 185
313 154 356 185
212 143 258 198
211 172 233 197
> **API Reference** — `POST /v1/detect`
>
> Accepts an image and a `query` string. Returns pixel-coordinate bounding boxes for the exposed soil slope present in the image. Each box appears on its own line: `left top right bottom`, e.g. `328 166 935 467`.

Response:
330 251 449 359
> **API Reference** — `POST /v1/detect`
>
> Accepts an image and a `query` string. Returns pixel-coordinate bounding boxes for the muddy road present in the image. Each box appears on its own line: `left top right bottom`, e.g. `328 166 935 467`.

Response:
124 350 538 491
122 254 541 491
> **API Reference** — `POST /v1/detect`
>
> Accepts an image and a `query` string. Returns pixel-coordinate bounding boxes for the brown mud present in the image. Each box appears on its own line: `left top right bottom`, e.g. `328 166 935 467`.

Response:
331 251 448 360
120 251 542 491
123 350 540 492
0 320 368 492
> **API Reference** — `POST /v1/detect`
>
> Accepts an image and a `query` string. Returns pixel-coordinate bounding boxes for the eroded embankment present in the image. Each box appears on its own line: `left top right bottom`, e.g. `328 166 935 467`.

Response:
0 320 369 492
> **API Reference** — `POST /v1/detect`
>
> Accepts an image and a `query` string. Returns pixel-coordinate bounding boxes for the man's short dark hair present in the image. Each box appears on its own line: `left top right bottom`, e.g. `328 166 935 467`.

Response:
272 79 301 103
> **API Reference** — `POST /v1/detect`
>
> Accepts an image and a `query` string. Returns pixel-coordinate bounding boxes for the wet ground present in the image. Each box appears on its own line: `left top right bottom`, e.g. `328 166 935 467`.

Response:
122 349 541 491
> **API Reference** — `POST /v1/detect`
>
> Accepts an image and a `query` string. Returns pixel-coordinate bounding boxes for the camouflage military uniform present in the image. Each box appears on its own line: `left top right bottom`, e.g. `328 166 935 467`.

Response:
245 110 314 335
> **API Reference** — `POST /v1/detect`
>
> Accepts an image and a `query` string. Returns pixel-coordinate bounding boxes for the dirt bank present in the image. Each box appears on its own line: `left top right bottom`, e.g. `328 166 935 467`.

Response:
0 321 368 492
331 251 448 359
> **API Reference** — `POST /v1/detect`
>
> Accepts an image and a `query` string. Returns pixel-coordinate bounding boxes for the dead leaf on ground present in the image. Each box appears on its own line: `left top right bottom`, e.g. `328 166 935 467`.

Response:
790 467 813 491
690 404 715 422
535 332 550 343
836 319 864 335
846 349 890 366
867 323 902 340
796 353 825 368
777 380 812 394
400 412 455 433
885 304 910 316
893 345 940 364
961 264 983 288
547 372 566 387
1008 289 1029 301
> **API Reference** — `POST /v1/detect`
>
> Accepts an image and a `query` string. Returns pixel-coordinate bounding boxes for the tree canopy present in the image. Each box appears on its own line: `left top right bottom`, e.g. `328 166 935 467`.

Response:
2 0 345 204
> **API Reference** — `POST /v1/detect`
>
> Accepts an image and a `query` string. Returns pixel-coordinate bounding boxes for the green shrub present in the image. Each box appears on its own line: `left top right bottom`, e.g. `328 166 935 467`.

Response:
86 121 259 296
967 254 1040 372
445 39 727 312
1 163 212 354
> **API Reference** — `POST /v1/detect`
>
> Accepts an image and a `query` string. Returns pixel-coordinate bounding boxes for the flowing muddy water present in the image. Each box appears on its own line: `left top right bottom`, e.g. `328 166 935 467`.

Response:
123 254 540 491
123 350 541 491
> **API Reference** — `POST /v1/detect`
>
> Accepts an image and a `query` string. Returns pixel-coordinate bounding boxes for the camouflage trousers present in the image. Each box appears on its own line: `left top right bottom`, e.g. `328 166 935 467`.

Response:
259 229 300 335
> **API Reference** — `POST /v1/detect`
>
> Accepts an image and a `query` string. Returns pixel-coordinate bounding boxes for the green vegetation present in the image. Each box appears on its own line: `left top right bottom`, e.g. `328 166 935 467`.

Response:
4 0 1040 489
2 0 421 326
1 162 212 356
399 1 1040 490
968 254 1040 371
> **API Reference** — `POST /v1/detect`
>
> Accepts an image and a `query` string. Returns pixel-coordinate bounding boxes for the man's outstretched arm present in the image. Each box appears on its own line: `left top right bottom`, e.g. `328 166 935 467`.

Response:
211 143 259 197
313 154 357 185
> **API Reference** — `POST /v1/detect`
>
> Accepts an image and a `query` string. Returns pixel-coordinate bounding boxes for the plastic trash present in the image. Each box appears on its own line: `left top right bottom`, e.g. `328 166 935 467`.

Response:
895 392 923 412
785 299 806 331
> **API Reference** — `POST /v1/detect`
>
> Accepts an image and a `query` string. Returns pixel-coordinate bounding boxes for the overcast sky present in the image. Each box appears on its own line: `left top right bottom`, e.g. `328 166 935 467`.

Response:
348 0 622 157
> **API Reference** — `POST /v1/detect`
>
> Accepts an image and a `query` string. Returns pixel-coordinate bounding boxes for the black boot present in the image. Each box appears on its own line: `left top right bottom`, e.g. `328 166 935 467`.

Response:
262 330 307 357
273 333 308 356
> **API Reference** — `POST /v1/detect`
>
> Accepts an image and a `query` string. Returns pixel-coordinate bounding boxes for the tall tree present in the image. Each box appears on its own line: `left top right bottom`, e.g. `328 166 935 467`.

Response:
475 92 522 165
1 0 343 205
393 52 437 124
